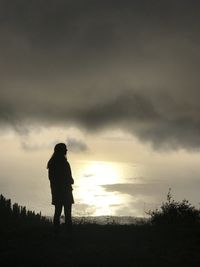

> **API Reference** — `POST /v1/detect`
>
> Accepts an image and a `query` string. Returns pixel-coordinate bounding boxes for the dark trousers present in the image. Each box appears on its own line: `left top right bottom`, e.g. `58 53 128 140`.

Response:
53 203 72 231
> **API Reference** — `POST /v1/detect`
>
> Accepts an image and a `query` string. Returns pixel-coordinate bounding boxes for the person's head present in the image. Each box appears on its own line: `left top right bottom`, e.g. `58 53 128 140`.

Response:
54 143 67 156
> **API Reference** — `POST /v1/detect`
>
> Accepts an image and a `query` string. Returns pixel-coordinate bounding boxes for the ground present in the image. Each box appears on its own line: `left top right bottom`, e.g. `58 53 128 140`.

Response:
1 223 200 266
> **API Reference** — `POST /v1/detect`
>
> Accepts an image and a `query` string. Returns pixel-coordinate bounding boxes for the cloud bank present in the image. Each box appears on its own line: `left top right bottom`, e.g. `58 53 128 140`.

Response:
67 137 89 153
1 0 200 149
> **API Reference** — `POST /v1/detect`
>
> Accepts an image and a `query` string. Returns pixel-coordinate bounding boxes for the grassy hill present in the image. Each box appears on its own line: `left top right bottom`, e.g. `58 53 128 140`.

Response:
1 193 200 266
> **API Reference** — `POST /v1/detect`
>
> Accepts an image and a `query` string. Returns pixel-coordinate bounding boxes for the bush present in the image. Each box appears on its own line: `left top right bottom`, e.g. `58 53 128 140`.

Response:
148 189 200 226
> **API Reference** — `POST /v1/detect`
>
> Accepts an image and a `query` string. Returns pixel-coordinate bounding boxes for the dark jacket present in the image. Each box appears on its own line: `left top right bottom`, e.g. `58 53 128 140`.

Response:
47 155 74 205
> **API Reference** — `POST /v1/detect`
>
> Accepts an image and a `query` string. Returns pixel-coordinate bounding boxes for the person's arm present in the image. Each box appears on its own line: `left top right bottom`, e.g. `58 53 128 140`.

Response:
65 161 74 184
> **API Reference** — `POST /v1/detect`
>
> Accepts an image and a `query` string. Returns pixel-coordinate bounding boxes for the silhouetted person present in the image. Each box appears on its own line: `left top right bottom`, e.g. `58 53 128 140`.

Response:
47 143 74 234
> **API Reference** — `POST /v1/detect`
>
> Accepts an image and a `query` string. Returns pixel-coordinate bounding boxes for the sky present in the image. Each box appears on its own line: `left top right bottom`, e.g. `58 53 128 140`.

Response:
1 0 200 217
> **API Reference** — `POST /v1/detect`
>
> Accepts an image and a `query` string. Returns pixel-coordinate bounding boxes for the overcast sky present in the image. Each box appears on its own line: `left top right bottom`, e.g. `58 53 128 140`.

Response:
1 1 200 216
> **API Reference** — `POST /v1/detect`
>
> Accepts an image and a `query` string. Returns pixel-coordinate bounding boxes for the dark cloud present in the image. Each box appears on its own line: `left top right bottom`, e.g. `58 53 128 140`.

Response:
102 179 200 207
1 0 200 149
102 183 169 197
77 91 160 128
67 137 89 153
101 182 171 216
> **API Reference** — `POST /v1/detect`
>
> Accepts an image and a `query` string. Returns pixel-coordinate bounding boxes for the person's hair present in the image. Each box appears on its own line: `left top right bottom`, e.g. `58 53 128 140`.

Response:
54 143 67 154
47 143 67 169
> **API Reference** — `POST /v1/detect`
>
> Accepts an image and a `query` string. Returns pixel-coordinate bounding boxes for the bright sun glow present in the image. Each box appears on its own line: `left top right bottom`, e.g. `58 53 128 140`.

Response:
74 161 124 216
83 161 121 185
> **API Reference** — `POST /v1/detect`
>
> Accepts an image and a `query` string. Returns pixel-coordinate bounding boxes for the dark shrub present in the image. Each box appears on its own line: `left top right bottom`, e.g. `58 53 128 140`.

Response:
148 189 200 226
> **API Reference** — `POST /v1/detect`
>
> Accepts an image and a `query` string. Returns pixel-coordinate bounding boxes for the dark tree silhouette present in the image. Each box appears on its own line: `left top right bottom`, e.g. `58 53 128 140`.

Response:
0 194 50 231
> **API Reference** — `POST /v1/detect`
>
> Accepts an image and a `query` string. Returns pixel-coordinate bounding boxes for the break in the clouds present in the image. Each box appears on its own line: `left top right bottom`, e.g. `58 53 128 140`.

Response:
1 0 200 149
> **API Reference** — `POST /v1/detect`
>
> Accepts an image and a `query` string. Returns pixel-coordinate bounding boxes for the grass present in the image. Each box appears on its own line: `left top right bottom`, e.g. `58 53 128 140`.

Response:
1 190 200 267
1 221 200 266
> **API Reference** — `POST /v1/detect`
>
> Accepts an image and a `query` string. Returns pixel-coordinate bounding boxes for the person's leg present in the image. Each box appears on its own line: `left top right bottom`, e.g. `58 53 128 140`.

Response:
64 203 72 230
53 204 63 233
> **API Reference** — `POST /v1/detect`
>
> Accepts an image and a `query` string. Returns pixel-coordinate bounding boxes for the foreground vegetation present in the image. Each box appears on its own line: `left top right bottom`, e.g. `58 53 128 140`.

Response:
1 192 200 266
